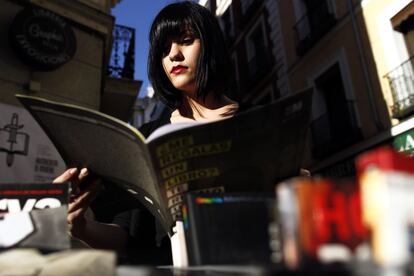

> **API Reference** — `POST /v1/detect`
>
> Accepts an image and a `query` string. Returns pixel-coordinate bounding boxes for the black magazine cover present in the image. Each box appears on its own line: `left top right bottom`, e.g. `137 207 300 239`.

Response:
182 193 275 265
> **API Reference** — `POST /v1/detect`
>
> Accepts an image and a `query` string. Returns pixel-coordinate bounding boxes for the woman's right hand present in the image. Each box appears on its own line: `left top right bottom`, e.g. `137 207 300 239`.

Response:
53 168 101 239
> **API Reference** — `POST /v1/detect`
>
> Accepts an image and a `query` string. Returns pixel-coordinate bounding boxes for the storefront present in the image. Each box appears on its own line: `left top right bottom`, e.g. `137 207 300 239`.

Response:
311 116 414 178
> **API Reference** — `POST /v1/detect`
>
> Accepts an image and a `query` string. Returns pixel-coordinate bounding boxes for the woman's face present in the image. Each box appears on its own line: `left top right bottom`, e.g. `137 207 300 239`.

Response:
162 34 201 95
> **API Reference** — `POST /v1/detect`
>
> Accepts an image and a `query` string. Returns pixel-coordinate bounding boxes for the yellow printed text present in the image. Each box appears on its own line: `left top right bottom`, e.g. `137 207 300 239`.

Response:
161 162 188 179
167 194 183 208
165 167 220 189
156 136 194 157
159 140 232 167
166 183 189 198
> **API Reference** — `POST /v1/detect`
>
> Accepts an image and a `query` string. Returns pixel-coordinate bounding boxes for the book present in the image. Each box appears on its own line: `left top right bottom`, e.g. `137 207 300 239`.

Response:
182 193 275 265
16 88 312 235
0 183 69 251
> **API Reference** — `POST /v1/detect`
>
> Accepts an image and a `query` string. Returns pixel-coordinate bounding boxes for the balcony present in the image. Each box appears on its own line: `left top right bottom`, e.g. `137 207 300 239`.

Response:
311 101 362 159
384 55 414 119
102 24 140 122
107 24 135 80
294 1 336 56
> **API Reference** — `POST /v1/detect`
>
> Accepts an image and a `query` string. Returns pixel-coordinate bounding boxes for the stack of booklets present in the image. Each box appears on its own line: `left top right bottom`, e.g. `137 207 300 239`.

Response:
0 183 69 251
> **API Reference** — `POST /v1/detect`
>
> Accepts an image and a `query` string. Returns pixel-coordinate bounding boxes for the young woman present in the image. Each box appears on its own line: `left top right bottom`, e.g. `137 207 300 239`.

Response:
143 0 239 134
54 2 240 264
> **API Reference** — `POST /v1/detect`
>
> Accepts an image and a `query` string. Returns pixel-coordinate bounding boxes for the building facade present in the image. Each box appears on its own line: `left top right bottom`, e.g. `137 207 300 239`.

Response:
361 0 414 155
276 0 391 173
199 0 285 105
363 0 414 122
202 0 414 177
279 0 414 176
0 0 141 182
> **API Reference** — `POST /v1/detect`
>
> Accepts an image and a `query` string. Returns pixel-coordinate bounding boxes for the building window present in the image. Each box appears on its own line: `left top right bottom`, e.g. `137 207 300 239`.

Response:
219 4 235 43
231 52 239 97
253 85 274 105
293 0 337 56
241 0 255 15
311 63 361 158
245 16 271 84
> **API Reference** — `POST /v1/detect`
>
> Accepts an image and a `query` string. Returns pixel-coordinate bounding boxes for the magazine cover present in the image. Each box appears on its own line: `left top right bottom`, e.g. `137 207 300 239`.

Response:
0 183 69 251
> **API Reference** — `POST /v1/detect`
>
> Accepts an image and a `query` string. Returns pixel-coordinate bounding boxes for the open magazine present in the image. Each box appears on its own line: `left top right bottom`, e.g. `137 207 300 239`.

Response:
17 88 312 235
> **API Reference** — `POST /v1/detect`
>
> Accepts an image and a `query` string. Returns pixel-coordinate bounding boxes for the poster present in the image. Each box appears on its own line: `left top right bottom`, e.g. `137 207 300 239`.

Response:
0 102 66 183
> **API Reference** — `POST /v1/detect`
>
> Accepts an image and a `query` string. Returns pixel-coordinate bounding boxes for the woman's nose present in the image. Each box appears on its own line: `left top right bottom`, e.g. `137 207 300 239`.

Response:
168 43 183 61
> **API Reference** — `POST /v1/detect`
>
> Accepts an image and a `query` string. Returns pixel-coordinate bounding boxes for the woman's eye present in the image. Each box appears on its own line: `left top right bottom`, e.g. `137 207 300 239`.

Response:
181 37 194 45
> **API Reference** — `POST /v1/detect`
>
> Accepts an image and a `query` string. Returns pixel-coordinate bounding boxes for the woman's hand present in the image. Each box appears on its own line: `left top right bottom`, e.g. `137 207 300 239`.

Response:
53 168 101 239
53 168 128 251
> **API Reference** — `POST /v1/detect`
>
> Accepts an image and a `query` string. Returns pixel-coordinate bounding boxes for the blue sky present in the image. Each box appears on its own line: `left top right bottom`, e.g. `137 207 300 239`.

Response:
111 0 174 98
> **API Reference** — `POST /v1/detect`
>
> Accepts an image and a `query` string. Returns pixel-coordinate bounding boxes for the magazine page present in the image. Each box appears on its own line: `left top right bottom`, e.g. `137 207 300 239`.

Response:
17 95 172 233
147 88 313 222
147 122 205 142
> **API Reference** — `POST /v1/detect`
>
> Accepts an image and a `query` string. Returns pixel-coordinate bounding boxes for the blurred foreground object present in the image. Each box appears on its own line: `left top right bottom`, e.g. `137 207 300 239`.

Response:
276 177 368 269
357 147 414 268
0 249 115 276
0 183 69 251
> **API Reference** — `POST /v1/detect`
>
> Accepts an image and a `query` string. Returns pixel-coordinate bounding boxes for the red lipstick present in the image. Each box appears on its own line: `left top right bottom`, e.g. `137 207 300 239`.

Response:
171 65 188 74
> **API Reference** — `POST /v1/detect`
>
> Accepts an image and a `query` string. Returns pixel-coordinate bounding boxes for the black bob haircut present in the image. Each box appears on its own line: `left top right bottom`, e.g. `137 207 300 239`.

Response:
148 1 233 109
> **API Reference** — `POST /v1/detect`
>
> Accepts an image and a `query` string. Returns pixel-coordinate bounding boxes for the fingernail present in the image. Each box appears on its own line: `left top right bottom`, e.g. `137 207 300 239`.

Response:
80 168 88 176
69 168 78 174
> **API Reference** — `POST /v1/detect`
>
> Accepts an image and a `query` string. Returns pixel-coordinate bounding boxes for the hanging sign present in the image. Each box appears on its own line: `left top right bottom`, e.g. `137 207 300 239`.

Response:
9 6 77 71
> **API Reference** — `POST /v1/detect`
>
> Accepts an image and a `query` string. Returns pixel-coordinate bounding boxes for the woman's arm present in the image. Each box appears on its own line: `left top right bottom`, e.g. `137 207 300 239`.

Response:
72 219 128 252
